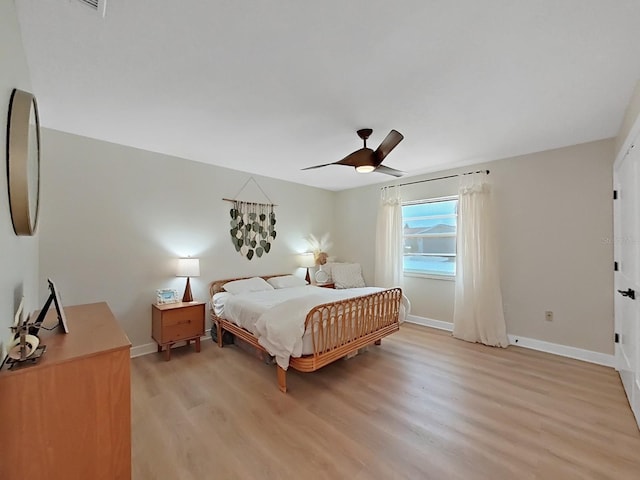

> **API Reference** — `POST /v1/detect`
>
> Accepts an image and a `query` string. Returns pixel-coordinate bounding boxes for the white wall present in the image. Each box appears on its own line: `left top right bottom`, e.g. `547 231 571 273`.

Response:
335 139 614 355
39 129 334 347
0 1 38 357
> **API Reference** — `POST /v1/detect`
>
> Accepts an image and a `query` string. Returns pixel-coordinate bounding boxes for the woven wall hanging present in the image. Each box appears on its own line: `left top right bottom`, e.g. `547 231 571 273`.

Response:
223 177 276 260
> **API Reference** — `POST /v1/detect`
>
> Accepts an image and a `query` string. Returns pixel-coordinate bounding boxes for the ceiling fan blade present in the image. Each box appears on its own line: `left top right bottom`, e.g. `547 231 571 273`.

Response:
373 130 404 166
375 165 405 177
301 163 335 170
303 148 375 171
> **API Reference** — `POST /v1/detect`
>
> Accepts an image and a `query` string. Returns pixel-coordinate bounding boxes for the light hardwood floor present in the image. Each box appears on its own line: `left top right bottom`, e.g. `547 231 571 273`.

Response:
131 323 640 479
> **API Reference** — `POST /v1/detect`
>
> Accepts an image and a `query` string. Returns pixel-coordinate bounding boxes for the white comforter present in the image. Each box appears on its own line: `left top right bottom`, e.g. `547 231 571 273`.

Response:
256 293 333 370
216 286 409 370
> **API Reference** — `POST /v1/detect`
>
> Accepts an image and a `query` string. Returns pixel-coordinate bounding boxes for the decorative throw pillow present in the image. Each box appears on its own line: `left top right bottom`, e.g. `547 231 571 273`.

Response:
223 277 274 294
332 263 366 289
267 275 308 289
317 262 345 284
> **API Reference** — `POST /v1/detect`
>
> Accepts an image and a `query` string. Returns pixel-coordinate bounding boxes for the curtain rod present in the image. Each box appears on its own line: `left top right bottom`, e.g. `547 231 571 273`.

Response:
222 198 278 206
381 169 490 189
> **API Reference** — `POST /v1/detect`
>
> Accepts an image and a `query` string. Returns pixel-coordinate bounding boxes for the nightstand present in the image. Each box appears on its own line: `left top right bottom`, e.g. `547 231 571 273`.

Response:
316 283 335 288
152 302 205 361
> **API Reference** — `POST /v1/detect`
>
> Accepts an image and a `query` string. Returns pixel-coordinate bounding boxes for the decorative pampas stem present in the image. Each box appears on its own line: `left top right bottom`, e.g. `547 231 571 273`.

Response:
306 233 333 260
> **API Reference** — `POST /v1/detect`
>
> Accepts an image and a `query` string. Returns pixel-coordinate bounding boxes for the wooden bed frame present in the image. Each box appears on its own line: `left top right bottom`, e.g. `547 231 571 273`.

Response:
209 275 402 393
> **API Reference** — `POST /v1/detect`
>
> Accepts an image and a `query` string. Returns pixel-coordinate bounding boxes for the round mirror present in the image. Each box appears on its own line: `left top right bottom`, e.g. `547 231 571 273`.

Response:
6 89 40 236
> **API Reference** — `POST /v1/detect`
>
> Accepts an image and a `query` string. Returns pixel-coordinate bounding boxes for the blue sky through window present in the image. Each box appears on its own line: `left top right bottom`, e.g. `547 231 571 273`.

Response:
403 200 457 229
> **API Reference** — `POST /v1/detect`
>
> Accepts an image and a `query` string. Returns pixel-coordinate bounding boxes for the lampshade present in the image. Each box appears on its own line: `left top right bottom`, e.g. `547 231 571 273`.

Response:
298 253 315 268
176 258 200 277
356 165 375 173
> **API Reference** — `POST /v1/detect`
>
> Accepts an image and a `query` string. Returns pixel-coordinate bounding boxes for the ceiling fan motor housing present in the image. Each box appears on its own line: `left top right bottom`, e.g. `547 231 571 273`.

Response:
357 128 373 141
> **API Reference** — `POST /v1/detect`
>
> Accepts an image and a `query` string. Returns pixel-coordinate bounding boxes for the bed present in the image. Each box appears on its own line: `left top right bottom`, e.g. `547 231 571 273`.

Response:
209 274 405 393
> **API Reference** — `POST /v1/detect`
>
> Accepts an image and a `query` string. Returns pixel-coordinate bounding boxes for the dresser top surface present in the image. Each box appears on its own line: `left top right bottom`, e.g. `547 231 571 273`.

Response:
1 302 130 376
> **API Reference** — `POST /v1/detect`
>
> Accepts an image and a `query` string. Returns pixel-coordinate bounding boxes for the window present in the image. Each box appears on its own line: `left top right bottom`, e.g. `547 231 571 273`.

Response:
402 196 458 277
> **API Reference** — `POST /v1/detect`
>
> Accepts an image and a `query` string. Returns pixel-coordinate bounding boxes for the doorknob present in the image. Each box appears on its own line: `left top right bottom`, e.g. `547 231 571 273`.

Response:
617 288 636 300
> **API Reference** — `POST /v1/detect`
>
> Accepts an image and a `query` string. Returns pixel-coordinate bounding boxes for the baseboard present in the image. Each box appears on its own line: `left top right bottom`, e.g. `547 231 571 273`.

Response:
130 329 211 358
507 335 616 368
130 342 158 358
405 315 615 368
406 314 453 332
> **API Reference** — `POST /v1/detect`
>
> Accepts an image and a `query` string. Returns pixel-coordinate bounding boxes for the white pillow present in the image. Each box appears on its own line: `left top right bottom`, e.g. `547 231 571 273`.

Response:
266 275 308 289
223 277 274 294
332 263 366 289
211 292 231 317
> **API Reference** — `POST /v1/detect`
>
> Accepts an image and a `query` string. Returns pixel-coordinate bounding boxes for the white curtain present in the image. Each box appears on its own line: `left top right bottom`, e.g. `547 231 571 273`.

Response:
374 186 404 288
453 173 509 347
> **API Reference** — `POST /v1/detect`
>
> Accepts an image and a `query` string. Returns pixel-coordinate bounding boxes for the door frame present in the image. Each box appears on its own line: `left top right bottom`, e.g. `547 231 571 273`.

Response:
613 113 640 431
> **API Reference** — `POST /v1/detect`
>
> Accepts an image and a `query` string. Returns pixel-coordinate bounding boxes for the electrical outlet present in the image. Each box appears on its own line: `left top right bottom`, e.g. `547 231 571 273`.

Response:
545 311 553 322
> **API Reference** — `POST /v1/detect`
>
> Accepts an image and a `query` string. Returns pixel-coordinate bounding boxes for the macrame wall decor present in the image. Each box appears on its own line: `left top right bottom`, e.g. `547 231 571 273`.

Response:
223 177 277 260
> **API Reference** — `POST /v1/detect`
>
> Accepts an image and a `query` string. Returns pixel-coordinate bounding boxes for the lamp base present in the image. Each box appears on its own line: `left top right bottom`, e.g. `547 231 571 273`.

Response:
305 268 311 285
182 277 193 303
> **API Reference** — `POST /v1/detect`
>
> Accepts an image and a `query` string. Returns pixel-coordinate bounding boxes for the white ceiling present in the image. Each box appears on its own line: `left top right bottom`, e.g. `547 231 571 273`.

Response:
15 0 640 191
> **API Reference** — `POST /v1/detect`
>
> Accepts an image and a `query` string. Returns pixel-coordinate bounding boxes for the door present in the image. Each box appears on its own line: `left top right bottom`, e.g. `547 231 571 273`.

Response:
614 139 640 430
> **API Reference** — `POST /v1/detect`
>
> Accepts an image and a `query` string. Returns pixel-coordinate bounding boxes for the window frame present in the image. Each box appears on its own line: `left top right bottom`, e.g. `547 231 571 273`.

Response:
402 195 458 280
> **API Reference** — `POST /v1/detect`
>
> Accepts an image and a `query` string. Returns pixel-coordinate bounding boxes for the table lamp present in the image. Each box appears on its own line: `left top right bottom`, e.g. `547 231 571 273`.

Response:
299 253 315 284
176 257 200 302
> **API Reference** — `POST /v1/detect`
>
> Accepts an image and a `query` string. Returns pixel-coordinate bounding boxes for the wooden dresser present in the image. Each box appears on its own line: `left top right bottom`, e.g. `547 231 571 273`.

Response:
0 302 131 480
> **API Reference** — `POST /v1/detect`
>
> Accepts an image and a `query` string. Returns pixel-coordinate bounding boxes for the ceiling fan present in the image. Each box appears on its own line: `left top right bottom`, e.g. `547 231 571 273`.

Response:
302 128 405 177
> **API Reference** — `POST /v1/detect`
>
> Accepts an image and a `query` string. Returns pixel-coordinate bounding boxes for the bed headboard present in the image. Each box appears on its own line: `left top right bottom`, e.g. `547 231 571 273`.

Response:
208 274 290 298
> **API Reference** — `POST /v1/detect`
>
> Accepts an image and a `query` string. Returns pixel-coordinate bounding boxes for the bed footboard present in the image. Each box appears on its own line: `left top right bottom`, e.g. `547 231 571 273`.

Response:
289 287 402 374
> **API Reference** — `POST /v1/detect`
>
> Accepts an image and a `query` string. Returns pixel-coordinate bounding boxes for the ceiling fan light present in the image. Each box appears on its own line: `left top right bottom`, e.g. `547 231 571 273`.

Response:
355 165 375 173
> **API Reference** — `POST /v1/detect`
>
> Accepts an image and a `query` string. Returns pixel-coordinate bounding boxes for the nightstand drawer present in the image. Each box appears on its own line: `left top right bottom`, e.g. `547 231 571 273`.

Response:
163 320 201 343
162 307 202 327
